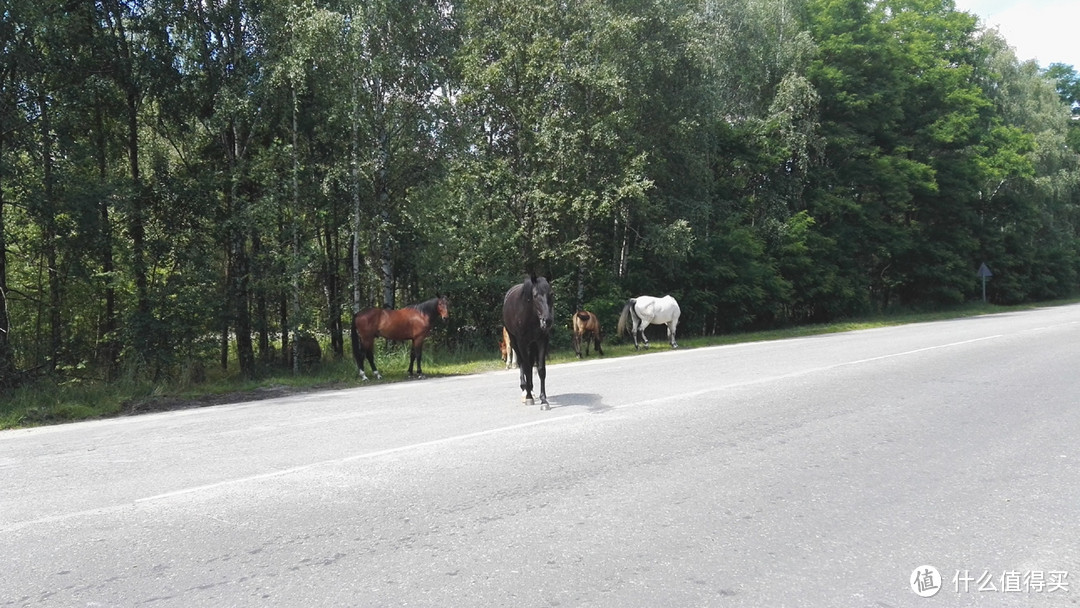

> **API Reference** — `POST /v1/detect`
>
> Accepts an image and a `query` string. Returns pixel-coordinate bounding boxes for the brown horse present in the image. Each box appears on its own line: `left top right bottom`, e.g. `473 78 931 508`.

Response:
571 310 603 358
498 326 517 369
350 295 449 381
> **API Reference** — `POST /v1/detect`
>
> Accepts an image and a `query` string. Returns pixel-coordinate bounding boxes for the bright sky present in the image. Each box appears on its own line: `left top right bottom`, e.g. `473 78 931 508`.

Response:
951 0 1080 70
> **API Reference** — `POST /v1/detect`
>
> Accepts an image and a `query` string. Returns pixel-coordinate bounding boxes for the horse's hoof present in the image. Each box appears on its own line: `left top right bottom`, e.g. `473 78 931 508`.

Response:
540 401 550 410
525 397 535 406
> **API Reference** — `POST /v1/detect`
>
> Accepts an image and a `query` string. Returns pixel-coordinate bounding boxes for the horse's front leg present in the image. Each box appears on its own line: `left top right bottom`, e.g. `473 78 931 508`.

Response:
520 374 534 405
409 343 423 378
668 322 678 349
536 341 549 410
518 348 534 404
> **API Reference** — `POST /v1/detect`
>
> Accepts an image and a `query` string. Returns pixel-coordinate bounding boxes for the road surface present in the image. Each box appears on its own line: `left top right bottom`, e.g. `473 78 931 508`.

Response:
2 305 1079 606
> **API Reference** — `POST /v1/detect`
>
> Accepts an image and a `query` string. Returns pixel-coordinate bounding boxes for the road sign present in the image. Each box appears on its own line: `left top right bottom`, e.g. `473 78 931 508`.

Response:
977 263 992 302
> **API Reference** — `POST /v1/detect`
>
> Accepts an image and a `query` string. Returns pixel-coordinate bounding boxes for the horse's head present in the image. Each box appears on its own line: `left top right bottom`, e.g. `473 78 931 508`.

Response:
436 295 450 320
527 276 554 332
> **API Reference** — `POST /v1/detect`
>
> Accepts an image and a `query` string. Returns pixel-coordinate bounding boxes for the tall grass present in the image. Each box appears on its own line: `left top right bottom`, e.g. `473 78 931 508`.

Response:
1 380 128 429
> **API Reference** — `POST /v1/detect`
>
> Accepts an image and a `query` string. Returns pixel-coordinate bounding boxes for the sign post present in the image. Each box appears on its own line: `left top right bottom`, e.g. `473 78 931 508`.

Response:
977 263 993 303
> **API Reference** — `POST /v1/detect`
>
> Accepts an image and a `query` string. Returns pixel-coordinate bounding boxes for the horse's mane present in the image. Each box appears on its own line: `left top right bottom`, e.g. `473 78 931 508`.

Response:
408 297 442 319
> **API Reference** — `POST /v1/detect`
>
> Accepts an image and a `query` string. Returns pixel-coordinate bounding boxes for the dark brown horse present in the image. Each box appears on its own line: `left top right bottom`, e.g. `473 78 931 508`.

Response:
502 276 553 409
351 295 449 381
571 310 603 358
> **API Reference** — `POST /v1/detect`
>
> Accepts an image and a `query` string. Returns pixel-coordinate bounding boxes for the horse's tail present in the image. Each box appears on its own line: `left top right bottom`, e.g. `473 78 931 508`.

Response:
617 299 636 336
350 314 363 371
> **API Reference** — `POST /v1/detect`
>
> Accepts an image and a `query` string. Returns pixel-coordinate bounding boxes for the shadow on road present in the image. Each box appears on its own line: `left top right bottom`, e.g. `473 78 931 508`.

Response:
547 393 612 413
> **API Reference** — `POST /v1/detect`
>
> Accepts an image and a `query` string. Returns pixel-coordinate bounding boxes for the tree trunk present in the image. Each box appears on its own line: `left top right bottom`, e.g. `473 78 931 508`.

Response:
290 85 301 375
94 104 119 380
575 265 585 312
231 237 254 378
275 206 290 367
227 119 255 379
350 72 363 313
127 88 152 367
104 0 153 369
576 224 590 311
279 291 289 368
39 91 61 373
0 109 14 384
616 204 630 279
322 222 344 358
252 231 270 364
228 224 254 378
376 134 394 308
220 242 231 371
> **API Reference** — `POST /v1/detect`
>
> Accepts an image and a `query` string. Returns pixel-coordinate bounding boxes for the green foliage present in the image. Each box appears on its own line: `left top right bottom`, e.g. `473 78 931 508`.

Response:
1045 63 1080 113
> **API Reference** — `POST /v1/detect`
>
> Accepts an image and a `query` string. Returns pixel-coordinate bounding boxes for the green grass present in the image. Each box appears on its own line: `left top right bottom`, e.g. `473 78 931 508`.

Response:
1 298 1075 430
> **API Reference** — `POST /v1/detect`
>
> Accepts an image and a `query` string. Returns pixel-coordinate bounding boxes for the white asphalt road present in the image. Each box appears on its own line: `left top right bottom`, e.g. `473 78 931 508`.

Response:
2 305 1079 607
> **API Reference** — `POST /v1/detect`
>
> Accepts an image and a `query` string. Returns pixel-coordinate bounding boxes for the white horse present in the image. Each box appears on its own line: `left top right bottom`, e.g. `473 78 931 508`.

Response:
617 295 681 350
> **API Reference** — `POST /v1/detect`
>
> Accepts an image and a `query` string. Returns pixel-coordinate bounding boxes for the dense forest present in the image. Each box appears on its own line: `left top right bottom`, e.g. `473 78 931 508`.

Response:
2 0 1079 388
